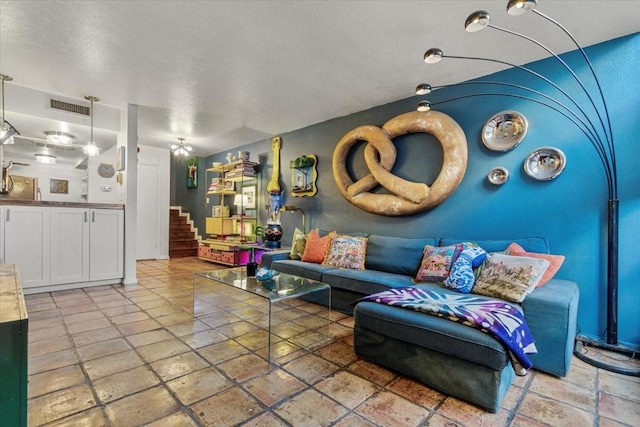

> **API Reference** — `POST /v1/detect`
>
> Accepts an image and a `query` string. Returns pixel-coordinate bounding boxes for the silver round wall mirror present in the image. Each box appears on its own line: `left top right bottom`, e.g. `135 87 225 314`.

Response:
524 147 566 181
482 110 528 152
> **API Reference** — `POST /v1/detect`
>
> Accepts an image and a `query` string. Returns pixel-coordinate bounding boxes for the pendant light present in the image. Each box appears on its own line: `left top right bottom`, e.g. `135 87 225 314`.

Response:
0 74 18 145
170 137 192 156
83 95 100 156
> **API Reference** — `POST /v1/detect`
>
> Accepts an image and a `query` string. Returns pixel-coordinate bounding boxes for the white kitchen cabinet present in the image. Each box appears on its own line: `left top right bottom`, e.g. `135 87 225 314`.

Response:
50 207 124 284
50 207 90 285
88 209 124 281
1 205 50 289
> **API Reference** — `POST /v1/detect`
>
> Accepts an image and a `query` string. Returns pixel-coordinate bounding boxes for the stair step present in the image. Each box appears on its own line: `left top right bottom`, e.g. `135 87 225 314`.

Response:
169 240 199 250
170 223 192 231
169 248 198 258
170 231 195 240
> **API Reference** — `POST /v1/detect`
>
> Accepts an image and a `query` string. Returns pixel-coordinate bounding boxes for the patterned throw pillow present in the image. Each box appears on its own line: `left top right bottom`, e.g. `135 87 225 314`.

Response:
301 230 336 264
289 228 307 260
472 253 550 303
506 243 565 287
443 244 487 293
414 244 463 283
323 235 368 270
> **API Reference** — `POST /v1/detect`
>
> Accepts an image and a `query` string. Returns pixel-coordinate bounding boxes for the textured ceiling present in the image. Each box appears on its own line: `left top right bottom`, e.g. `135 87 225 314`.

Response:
0 0 638 165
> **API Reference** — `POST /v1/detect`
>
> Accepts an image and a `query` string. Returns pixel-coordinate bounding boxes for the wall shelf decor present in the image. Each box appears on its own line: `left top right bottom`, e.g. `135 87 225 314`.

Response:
290 154 318 197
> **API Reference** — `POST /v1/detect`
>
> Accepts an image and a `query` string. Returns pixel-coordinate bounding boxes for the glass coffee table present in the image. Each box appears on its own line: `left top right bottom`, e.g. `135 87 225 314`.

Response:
193 267 331 362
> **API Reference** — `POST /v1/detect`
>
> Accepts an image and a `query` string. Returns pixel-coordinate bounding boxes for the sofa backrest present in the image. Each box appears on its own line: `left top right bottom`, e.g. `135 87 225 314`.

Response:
366 235 437 276
438 237 550 254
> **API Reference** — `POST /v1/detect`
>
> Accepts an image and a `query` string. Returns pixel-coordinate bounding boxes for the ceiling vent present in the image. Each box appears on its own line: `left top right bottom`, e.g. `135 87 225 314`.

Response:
50 98 90 116
34 141 77 151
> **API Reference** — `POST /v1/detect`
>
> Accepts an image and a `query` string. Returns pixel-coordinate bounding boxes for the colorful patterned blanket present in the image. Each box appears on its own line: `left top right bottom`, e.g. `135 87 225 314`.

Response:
357 287 537 375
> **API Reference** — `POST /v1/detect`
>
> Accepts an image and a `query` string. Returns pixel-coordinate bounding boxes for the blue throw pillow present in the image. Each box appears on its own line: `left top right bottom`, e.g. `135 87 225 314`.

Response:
442 245 488 293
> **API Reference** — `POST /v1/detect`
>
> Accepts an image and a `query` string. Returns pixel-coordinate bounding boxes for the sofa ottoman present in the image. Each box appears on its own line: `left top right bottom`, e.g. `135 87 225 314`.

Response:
354 291 516 413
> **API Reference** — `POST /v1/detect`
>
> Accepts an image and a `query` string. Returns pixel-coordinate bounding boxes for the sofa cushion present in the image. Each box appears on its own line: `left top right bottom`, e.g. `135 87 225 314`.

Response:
472 253 550 303
323 235 368 270
322 268 414 295
439 237 549 254
365 235 437 276
506 242 565 287
289 228 307 260
271 260 338 282
414 244 463 283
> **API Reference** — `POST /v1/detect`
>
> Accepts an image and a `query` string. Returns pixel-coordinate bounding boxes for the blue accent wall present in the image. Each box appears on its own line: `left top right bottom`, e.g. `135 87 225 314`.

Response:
194 33 640 347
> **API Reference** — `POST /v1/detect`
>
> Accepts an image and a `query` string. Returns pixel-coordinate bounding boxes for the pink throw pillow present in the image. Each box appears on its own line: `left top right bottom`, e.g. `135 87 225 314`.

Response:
506 242 565 287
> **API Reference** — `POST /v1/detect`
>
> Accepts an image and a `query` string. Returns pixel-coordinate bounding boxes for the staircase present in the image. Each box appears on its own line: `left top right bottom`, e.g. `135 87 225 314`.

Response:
169 206 200 258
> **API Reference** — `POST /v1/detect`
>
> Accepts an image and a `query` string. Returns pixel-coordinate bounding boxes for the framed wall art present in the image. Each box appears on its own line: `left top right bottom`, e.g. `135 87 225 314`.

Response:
242 185 257 209
187 158 198 189
290 154 318 197
116 146 126 171
50 179 69 194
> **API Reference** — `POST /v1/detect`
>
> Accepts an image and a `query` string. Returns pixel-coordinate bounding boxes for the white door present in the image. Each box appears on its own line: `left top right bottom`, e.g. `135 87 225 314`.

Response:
137 163 159 260
50 207 90 284
89 209 124 281
3 205 50 288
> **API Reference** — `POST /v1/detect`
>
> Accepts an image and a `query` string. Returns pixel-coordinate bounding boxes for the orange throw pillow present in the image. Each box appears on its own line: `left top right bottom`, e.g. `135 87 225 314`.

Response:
506 242 565 287
301 230 336 264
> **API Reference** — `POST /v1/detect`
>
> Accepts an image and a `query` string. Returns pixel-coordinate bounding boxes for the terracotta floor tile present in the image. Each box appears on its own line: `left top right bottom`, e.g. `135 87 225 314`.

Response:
136 298 174 310
238 412 289 427
28 316 64 331
217 320 262 338
243 368 307 406
29 348 78 375
235 329 276 351
110 311 152 325
29 334 72 357
598 391 640 426
100 304 141 317
356 390 430 426
145 411 201 426
347 359 398 386
190 386 263 426
127 328 174 347
218 353 270 382
44 407 109 427
82 349 145 380
386 376 447 410
562 363 597 390
438 396 511 426
315 341 359 366
198 312 243 328
271 322 309 339
289 330 333 350
519 393 595 426
528 371 597 412
28 364 86 399
137 338 191 363
332 412 382 427
28 384 96 426
117 318 163 336
165 319 210 337
93 365 160 403
198 339 250 364
166 367 233 405
150 351 209 382
66 317 112 334
316 371 378 409
155 311 195 326
76 337 132 362
283 353 340 385
29 325 66 343
180 328 228 349
71 326 122 347
104 386 179 427
274 388 347 426
599 372 640 403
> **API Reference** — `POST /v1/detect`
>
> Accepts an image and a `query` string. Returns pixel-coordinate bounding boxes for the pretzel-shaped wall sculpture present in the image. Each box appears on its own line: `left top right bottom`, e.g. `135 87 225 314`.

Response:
332 111 468 216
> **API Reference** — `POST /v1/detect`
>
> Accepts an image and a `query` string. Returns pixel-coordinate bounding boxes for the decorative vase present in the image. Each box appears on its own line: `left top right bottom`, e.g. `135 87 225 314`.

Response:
264 223 283 248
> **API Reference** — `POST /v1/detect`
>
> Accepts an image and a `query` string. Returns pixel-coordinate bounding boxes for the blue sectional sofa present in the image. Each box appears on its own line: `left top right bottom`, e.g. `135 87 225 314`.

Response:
261 234 579 412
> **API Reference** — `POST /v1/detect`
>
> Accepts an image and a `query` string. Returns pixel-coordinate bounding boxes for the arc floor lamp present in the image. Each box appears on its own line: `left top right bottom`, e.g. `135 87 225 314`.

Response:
417 0 637 376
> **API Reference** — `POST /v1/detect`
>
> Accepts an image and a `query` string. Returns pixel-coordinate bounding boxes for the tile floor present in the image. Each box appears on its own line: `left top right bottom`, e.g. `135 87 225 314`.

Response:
25 258 640 426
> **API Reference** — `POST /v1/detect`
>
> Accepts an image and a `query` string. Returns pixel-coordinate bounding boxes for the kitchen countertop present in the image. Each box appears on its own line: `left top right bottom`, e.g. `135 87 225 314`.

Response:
0 200 124 209
0 264 28 324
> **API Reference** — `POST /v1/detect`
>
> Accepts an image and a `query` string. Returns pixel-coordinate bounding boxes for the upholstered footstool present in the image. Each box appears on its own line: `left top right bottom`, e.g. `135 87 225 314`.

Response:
353 298 516 412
